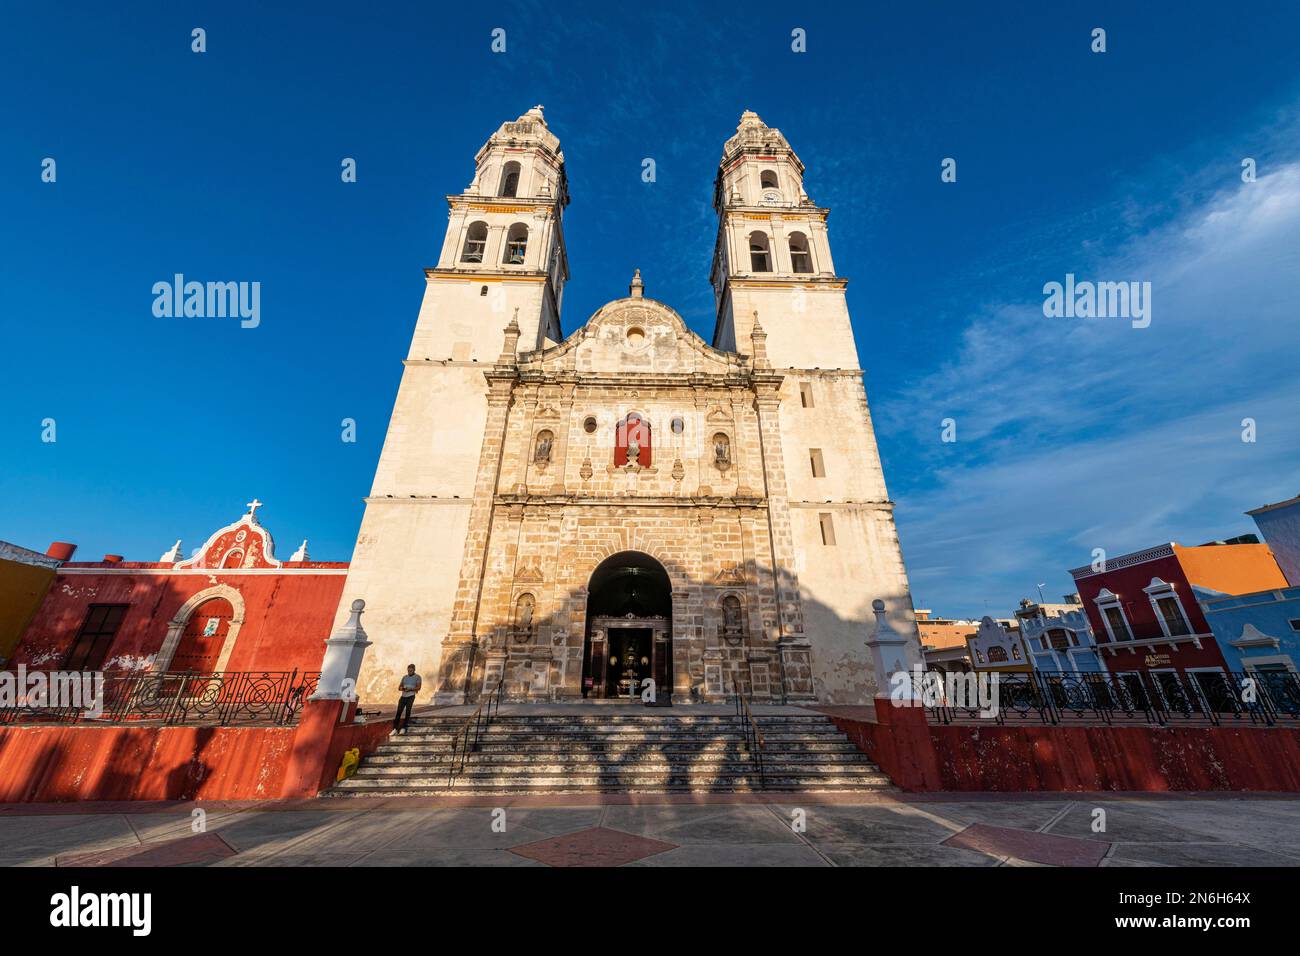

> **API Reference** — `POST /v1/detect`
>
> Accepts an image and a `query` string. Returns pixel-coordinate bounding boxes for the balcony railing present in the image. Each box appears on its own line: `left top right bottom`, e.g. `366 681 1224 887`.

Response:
920 669 1300 727
0 670 320 726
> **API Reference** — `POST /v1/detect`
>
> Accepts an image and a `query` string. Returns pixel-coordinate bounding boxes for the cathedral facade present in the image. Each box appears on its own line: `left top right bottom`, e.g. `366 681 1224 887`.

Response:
334 108 922 706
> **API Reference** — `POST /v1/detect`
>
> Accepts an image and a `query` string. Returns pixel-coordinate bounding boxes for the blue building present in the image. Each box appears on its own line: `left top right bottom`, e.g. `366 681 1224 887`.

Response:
1247 494 1300 586
1192 494 1300 677
1014 597 1107 674
1195 585 1300 675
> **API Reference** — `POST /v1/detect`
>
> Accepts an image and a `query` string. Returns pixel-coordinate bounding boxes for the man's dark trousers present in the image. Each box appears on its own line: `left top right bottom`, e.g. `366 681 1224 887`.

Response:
394 695 414 732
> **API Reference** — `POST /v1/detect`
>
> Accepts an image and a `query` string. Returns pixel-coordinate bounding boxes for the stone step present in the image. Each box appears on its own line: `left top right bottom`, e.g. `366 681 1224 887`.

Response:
358 756 875 773
407 714 831 724
327 790 883 796
323 711 887 797
399 723 833 735
345 762 886 781
369 743 865 759
333 771 891 791
392 731 847 744
400 717 837 723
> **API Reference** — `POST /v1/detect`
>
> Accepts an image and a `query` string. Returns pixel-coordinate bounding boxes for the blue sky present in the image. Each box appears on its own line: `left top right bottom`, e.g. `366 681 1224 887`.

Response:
2 1 1298 617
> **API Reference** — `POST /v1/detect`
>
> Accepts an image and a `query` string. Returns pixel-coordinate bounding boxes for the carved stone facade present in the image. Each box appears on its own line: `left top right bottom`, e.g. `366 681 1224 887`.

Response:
333 108 924 706
430 293 815 703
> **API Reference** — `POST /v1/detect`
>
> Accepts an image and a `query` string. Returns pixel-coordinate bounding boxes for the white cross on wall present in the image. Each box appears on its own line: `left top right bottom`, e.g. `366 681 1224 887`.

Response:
245 498 263 517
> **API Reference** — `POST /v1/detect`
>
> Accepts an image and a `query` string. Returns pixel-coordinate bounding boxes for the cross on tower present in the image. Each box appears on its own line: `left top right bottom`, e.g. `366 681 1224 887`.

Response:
245 498 263 518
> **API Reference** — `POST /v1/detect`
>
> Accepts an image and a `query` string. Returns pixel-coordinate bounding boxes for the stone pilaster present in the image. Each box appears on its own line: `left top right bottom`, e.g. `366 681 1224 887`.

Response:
751 372 806 645
435 329 519 704
777 636 816 701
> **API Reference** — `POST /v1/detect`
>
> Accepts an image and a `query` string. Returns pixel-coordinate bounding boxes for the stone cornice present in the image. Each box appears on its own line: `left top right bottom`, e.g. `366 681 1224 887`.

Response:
425 268 548 282
788 499 896 511
1069 543 1177 579
494 493 769 510
724 204 829 220
512 369 758 389
725 276 847 290
445 195 559 214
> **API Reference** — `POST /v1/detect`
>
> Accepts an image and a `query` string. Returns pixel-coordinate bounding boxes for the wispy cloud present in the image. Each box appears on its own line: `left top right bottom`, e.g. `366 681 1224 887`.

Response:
888 150 1300 615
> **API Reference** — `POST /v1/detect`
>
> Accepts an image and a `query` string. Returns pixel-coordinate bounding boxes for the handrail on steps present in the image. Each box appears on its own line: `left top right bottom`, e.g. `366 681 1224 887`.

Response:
728 678 766 790
446 676 505 788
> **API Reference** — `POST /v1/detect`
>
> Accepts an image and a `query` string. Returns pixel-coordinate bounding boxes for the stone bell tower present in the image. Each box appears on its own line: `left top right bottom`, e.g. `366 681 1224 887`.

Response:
332 106 572 702
710 110 923 701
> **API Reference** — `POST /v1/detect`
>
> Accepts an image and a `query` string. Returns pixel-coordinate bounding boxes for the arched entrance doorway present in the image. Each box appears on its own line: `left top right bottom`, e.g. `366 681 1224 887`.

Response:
171 597 234 673
582 551 672 702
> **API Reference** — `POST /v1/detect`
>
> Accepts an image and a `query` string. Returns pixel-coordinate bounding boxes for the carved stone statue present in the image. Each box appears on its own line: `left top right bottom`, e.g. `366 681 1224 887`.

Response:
625 438 640 465
722 598 741 631
534 434 552 464
713 435 730 465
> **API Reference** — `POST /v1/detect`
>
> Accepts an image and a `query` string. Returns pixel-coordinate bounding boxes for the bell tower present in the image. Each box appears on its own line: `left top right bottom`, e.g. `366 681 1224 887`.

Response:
709 110 856 369
420 104 570 359
331 107 572 703
710 110 923 701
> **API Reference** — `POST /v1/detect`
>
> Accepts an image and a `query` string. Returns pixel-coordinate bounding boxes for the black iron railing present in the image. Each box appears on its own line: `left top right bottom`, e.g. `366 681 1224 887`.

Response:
920 669 1300 728
0 670 319 726
729 679 765 789
446 676 505 788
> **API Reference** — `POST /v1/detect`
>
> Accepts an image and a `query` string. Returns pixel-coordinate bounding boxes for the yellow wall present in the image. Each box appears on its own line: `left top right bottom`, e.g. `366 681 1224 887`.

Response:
0 558 56 661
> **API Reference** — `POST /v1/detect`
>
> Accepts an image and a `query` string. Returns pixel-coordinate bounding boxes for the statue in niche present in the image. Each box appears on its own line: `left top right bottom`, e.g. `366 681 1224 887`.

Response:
713 433 731 468
534 431 553 465
625 436 641 465
722 595 743 635
514 594 536 643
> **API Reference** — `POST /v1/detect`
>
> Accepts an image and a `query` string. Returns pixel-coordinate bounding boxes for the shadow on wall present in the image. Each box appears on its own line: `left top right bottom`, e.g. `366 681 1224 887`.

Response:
7 560 340 679
379 556 917 707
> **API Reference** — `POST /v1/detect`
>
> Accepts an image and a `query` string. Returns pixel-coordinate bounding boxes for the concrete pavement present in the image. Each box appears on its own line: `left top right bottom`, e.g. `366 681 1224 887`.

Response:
3 792 1300 867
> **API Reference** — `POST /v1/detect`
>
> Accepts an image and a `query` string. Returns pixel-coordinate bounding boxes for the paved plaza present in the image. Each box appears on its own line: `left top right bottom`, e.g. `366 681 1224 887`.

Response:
3 792 1300 867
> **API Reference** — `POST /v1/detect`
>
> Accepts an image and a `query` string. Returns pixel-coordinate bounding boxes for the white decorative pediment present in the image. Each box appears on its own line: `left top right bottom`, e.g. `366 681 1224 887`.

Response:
1229 623 1280 650
174 500 282 570
517 296 748 377
1143 576 1176 594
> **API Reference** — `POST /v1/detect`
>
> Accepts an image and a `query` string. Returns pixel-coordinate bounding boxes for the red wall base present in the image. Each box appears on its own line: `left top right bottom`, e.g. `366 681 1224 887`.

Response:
0 700 393 803
828 700 1300 792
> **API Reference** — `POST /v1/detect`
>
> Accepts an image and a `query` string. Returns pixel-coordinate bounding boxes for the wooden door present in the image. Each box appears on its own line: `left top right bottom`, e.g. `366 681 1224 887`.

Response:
588 633 607 698
652 632 670 703
171 599 233 673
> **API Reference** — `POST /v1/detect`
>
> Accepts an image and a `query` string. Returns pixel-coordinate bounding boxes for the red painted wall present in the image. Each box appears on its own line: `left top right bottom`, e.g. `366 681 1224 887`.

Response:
0 701 394 802
1073 553 1227 673
831 701 1300 792
1071 545 1287 676
1075 553 1202 642
13 564 347 675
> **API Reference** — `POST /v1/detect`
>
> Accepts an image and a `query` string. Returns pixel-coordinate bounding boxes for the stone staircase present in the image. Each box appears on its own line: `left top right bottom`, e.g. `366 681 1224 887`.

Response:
326 712 891 796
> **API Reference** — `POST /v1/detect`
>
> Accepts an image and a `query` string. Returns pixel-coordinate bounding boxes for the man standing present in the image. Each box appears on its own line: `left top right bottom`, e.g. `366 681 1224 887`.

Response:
394 664 421 734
